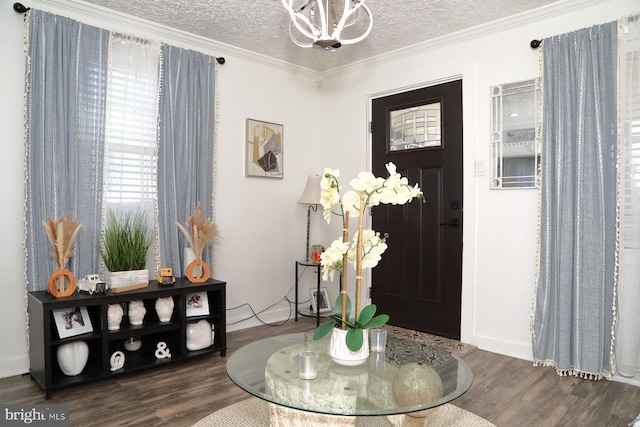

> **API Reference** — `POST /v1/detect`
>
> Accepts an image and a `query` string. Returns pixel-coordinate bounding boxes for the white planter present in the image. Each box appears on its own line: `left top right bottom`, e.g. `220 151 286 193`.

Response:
105 269 149 290
329 328 369 366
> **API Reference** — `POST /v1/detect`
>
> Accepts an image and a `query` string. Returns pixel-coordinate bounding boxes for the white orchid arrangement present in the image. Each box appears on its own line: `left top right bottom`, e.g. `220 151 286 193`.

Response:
313 162 423 351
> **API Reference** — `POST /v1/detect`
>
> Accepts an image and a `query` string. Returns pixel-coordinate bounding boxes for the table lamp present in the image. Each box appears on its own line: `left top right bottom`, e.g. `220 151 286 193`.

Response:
297 174 321 261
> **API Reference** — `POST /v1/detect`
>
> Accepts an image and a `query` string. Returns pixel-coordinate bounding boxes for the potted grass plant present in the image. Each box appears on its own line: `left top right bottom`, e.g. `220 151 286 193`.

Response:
99 208 152 292
312 163 423 365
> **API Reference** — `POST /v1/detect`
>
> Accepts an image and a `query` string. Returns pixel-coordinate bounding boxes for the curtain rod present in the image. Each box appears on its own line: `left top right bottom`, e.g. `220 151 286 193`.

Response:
12 2 226 65
530 39 542 49
13 2 29 13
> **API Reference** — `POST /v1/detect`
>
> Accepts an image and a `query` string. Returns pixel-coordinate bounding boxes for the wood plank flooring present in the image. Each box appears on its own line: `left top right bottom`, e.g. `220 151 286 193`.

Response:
1 317 639 426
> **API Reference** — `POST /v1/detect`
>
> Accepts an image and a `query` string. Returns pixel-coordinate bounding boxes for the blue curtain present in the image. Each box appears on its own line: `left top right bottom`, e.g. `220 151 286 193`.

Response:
532 21 618 379
157 45 216 274
24 10 109 292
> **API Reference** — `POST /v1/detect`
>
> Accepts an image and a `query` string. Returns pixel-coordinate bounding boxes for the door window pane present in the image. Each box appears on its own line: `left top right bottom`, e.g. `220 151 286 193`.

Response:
389 102 441 151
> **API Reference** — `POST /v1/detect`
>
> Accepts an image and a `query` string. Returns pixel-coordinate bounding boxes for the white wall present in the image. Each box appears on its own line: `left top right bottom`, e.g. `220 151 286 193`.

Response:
0 1 31 378
316 0 638 360
0 0 637 380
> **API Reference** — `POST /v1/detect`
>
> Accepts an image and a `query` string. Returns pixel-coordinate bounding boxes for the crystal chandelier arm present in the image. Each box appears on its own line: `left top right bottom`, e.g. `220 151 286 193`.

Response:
282 0 319 41
337 2 372 45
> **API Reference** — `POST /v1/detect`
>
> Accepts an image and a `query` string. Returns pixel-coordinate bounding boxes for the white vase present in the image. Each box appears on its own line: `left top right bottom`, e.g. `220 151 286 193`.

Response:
329 328 369 366
56 341 89 376
107 303 124 331
155 296 174 322
186 319 212 351
128 300 146 325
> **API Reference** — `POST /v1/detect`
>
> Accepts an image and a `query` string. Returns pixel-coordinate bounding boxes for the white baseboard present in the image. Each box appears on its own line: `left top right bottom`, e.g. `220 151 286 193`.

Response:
226 306 298 333
0 355 29 379
467 335 534 362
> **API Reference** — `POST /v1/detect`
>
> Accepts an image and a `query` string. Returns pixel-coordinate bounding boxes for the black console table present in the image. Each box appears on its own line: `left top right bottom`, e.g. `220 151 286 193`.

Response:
28 277 226 398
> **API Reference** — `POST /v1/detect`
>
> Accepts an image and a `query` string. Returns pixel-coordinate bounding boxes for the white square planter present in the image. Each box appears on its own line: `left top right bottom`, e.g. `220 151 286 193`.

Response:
105 269 149 291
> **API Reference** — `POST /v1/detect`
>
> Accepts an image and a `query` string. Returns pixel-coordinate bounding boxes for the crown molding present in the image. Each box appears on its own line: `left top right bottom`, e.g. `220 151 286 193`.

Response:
321 0 609 80
27 0 321 81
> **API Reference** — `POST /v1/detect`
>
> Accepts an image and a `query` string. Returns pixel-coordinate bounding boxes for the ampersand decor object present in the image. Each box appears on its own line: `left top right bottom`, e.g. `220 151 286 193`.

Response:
155 341 171 359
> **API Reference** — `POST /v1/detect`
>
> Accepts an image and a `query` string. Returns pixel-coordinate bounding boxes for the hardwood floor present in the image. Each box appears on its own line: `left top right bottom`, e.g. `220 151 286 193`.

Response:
2 317 639 426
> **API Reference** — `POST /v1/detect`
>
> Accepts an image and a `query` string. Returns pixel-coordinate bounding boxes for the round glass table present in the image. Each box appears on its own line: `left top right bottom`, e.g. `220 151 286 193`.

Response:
226 332 473 424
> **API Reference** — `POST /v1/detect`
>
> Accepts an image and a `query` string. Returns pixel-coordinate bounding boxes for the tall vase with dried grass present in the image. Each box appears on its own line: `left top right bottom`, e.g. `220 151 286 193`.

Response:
177 202 219 283
43 213 83 297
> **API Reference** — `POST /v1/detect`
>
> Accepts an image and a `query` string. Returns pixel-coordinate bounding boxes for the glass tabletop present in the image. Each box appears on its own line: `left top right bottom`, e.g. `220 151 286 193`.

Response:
226 332 473 417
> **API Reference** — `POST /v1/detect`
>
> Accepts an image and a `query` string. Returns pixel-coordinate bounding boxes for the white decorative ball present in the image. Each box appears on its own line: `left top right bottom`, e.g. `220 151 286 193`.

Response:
392 362 443 407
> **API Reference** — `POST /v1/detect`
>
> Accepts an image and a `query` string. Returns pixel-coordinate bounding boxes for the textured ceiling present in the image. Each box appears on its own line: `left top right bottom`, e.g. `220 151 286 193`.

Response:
81 0 562 72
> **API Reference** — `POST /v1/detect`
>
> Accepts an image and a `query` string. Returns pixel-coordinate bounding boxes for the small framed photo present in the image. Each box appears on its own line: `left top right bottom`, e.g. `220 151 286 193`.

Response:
310 288 332 313
245 118 283 178
186 292 209 317
53 307 93 339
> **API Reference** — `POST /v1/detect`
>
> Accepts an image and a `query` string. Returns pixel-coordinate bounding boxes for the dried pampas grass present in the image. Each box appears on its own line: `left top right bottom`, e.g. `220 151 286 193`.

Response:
177 202 219 260
43 213 83 269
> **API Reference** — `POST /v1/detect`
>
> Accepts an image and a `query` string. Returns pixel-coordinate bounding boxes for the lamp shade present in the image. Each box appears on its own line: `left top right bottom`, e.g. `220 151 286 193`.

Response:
297 175 322 205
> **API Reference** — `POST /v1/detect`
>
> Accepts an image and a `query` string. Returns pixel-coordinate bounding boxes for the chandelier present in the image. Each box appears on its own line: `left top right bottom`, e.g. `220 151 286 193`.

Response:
281 0 373 50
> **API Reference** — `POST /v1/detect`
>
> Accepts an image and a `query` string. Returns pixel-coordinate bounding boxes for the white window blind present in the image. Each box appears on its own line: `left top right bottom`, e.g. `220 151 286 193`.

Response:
104 36 160 206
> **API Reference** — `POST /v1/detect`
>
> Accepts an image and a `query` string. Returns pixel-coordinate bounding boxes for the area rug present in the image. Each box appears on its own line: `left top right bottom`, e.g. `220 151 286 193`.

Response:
192 397 496 427
383 325 476 357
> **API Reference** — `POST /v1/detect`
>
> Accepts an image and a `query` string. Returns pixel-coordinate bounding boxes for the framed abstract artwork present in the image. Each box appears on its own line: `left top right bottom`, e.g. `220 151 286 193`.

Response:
245 119 283 178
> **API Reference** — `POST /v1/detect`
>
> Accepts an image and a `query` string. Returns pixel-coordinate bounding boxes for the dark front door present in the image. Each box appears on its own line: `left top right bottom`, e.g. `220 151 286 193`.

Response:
371 80 463 339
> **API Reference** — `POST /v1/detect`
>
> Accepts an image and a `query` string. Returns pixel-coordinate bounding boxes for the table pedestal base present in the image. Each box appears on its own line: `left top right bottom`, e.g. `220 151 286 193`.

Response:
269 404 356 427
269 404 443 427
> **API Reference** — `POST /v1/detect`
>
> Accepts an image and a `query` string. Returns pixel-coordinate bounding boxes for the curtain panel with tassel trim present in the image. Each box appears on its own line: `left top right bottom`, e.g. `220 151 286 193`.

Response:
532 21 618 379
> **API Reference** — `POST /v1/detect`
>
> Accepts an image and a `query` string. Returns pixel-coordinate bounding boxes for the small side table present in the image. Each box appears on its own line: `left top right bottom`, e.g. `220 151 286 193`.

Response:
294 260 321 326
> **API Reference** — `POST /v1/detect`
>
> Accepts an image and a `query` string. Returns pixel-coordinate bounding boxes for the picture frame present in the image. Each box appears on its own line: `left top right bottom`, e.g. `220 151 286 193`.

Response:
310 288 332 313
245 118 283 178
53 307 93 339
186 291 210 317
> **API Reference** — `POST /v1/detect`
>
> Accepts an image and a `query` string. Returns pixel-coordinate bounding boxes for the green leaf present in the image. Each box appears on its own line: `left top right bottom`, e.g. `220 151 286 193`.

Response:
357 304 377 325
346 328 364 351
333 294 352 323
363 314 390 329
313 320 336 340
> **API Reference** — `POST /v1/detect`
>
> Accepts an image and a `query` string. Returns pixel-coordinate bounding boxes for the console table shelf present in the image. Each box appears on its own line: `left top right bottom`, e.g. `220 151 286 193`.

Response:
28 277 226 398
